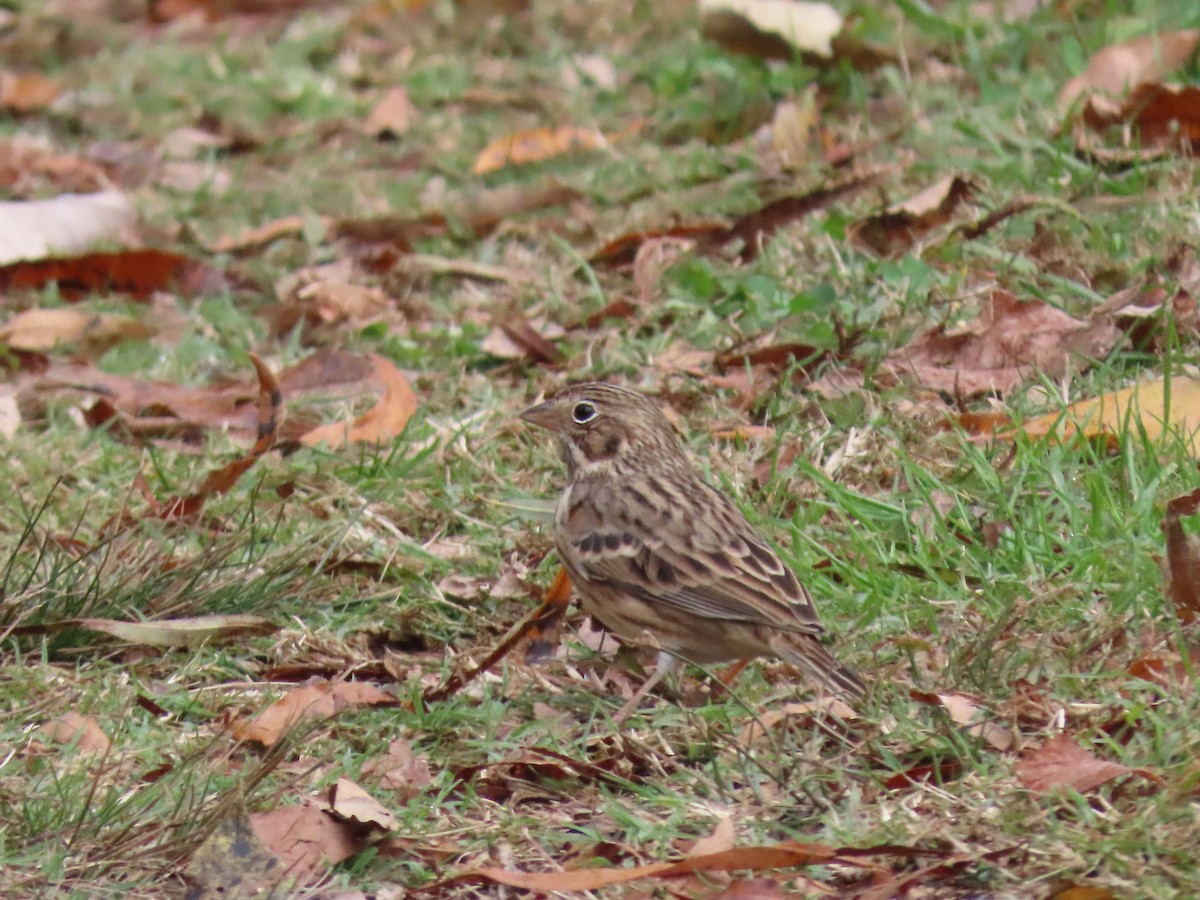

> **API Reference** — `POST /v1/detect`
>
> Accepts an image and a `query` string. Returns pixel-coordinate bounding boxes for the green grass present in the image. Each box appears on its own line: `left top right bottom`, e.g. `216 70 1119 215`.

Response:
3 0 1200 895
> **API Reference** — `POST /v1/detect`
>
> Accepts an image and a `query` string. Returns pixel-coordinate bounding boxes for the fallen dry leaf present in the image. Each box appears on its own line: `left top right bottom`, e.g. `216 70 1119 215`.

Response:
1076 81 1200 161
848 175 974 257
593 168 891 267
480 315 565 365
0 192 136 266
0 308 155 355
0 137 107 195
1058 29 1200 112
267 264 392 340
0 387 18 439
322 778 398 832
738 697 858 743
1127 646 1200 694
231 680 399 746
208 214 312 254
472 125 608 174
449 841 958 892
299 354 417 447
1162 487 1200 622
250 802 366 886
366 739 433 800
883 288 1121 397
688 817 737 857
0 248 224 299
73 614 278 648
700 0 843 60
0 70 63 113
1021 373 1200 457
365 87 417 137
934 691 1016 752
1015 733 1150 794
39 711 111 754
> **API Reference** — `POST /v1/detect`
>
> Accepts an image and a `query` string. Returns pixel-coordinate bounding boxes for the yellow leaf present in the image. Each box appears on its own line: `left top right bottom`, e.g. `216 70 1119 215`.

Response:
1023 375 1200 456
471 125 608 174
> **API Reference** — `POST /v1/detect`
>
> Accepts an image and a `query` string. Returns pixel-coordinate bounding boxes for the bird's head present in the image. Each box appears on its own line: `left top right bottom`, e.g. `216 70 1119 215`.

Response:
520 382 688 478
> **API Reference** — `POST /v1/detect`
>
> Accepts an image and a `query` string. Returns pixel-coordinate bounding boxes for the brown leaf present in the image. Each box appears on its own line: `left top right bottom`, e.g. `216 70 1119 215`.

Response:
1127 648 1200 693
591 168 890 266
458 842 839 891
590 224 726 268
1162 487 1200 622
882 288 1121 397
323 778 398 832
848 175 974 257
250 802 365 886
124 353 281 522
726 169 891 261
365 87 417 138
1049 885 1117 900
523 565 573 663
715 342 825 373
334 178 578 248
738 697 858 744
1014 734 1144 793
0 138 107 194
934 691 1015 752
883 759 964 791
1076 82 1200 161
481 315 565 365
688 817 737 857
0 308 154 355
365 739 433 800
472 125 608 174
266 265 391 341
1058 30 1200 111
0 71 63 113
0 249 225 299
231 680 399 746
207 214 311 254
39 711 110 754
299 354 417 447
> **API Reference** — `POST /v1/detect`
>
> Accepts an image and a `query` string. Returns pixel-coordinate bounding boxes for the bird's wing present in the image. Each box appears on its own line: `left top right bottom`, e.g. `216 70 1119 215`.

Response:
559 477 824 636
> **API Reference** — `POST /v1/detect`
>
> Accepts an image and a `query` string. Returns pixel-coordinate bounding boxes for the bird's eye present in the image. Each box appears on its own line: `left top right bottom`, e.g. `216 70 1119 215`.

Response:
571 401 597 424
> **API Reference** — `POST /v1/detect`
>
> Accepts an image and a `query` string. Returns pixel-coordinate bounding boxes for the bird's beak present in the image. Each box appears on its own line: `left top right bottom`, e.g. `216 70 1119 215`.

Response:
519 399 557 430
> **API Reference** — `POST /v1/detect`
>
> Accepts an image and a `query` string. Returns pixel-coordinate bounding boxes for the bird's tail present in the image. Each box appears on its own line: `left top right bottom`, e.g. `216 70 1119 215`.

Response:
773 634 867 704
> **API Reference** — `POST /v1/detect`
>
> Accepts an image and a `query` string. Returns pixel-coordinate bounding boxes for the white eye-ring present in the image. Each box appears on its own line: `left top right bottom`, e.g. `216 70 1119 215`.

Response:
572 401 597 424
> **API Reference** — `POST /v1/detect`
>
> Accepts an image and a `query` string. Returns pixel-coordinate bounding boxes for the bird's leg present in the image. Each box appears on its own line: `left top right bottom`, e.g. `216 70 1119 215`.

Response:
613 651 679 724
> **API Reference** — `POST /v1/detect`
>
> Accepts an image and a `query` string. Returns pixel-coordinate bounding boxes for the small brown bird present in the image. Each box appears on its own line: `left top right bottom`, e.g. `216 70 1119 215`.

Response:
521 382 865 713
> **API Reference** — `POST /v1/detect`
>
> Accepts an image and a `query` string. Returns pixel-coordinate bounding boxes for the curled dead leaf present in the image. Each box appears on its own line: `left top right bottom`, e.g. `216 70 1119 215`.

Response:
848 175 974 257
299 354 417 448
472 125 609 174
231 680 399 746
0 308 154 355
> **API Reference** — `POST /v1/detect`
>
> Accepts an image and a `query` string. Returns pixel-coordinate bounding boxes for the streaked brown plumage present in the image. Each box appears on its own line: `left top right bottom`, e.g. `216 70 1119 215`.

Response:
520 382 865 704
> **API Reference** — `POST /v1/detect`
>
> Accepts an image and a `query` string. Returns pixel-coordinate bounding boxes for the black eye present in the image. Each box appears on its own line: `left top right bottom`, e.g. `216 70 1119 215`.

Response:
572 401 597 424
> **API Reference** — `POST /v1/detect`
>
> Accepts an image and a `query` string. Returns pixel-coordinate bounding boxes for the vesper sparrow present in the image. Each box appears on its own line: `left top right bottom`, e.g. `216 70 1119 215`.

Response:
521 382 865 711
